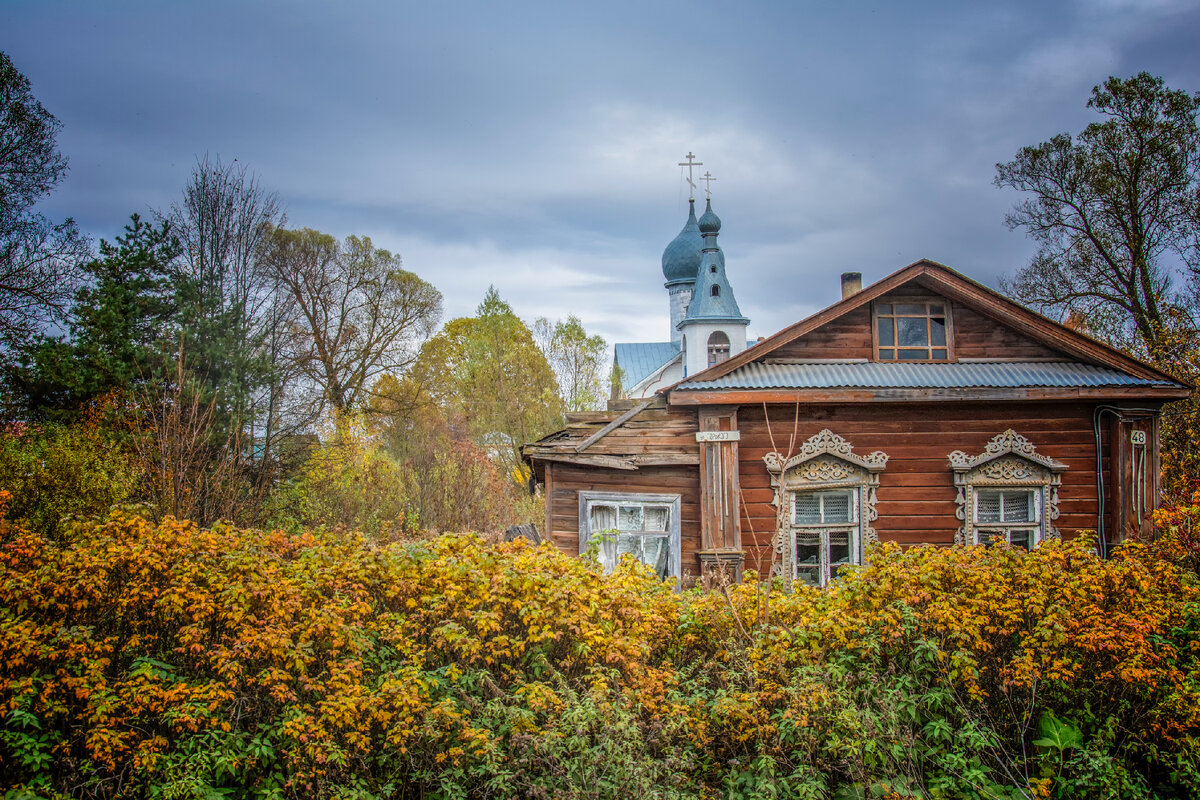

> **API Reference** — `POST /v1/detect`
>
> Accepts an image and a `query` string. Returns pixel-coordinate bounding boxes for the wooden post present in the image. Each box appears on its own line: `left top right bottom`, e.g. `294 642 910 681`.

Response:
697 406 744 581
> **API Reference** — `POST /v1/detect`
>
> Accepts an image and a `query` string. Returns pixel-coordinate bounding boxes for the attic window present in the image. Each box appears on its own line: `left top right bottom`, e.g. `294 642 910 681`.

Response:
875 300 950 361
710 265 717 273
711 285 720 297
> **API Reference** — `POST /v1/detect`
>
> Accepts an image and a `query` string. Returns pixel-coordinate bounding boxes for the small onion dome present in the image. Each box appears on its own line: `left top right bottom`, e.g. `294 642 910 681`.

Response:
698 199 722 234
662 200 704 283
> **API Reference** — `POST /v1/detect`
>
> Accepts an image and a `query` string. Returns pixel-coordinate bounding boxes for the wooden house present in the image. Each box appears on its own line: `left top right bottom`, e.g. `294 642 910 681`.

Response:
524 258 1190 585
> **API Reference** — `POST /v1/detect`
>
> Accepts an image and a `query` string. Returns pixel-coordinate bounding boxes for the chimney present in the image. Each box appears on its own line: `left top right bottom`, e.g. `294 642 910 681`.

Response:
840 272 862 299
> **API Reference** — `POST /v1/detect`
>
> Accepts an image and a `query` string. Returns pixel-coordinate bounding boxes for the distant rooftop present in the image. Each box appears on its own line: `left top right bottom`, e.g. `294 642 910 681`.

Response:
614 342 681 392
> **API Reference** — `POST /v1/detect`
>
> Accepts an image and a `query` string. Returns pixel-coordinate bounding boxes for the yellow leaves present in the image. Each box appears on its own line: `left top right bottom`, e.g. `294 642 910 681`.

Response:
5 508 1200 796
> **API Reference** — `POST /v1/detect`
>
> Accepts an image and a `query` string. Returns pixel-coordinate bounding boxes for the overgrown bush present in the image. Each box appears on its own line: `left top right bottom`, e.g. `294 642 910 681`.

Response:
0 415 140 540
2 509 1199 799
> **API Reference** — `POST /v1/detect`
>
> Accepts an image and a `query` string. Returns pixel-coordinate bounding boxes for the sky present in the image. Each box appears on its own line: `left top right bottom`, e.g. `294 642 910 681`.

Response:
6 0 1200 350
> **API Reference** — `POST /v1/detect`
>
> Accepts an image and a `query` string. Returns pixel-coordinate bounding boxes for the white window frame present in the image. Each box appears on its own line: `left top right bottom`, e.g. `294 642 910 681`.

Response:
577 491 682 579
789 487 860 587
972 487 1041 549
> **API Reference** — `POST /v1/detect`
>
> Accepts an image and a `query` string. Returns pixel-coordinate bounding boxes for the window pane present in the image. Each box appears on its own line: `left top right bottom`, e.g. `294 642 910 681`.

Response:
930 304 944 314
618 506 643 531
895 303 925 315
597 535 618 571
589 504 616 532
1002 491 1033 523
795 533 821 565
877 318 894 346
644 506 669 532
978 530 1006 547
794 566 820 586
828 531 851 565
1009 529 1034 550
794 494 822 524
822 492 853 523
898 349 928 359
976 491 1002 523
931 348 948 360
617 533 642 560
898 317 928 346
930 317 946 346
876 303 892 314
643 534 670 577
879 348 896 360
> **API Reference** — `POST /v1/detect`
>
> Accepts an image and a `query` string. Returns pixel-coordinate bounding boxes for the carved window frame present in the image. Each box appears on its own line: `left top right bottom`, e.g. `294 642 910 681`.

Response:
947 430 1067 547
764 429 888 584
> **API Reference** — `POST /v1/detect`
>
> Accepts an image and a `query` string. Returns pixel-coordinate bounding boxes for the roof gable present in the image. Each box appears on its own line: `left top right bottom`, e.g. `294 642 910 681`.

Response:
669 260 1188 391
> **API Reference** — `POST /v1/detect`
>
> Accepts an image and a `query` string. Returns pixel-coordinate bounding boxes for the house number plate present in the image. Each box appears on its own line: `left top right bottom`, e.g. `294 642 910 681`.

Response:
696 431 741 442
1130 430 1146 445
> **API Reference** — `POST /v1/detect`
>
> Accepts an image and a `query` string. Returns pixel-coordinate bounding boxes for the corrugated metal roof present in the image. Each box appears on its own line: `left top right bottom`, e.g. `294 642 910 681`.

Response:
677 360 1180 390
614 342 681 391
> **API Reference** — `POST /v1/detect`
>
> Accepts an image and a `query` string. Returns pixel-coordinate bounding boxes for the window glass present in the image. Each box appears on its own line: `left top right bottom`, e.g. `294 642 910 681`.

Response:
898 317 927 346
822 492 852 523
1008 529 1035 550
586 499 674 579
930 318 947 346
876 299 951 361
644 506 669 532
974 489 1040 550
794 493 821 524
790 489 858 586
619 505 643 530
877 318 895 346
976 489 1034 524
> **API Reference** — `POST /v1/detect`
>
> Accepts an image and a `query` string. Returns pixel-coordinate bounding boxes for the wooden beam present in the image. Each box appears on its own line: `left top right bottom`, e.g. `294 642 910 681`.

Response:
574 397 656 453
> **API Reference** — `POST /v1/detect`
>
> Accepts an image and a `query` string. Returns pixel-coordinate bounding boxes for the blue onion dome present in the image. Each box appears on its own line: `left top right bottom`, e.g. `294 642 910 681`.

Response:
661 200 704 283
698 198 722 234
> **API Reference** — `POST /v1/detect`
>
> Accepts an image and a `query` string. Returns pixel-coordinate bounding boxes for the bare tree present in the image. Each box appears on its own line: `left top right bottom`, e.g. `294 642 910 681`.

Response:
164 155 293 481
996 73 1200 356
0 51 89 351
169 154 283 317
263 227 443 416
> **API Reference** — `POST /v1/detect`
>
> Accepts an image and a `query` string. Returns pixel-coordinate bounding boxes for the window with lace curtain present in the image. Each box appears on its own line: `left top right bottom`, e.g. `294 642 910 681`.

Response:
790 488 859 587
973 488 1038 549
578 492 681 579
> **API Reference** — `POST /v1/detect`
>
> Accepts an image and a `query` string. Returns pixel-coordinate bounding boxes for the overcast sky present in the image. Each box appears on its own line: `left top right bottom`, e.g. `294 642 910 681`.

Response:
7 0 1200 349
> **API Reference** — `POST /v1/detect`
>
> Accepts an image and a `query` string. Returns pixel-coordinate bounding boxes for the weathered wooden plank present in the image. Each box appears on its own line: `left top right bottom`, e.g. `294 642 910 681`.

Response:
575 397 656 453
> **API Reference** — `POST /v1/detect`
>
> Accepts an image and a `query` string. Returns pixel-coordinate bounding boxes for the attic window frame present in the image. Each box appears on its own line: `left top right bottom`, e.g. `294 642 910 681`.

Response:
872 295 953 362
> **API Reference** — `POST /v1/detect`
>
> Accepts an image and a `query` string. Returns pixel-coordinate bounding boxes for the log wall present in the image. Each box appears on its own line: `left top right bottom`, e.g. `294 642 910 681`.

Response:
734 401 1109 573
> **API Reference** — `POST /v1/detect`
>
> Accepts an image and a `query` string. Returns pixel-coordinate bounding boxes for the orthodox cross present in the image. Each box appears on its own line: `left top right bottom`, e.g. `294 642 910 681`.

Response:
701 171 716 199
678 152 703 200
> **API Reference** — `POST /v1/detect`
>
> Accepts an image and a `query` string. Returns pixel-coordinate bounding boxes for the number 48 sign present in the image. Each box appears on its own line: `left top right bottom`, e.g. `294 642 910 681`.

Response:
1130 430 1147 446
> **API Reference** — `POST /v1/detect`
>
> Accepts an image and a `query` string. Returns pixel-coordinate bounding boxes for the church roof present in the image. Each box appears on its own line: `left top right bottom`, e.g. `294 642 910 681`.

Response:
682 199 748 325
614 341 681 392
661 200 704 285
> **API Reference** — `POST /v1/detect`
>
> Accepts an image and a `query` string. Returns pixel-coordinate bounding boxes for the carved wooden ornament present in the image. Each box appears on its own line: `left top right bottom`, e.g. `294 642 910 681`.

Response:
763 429 888 580
947 429 1067 546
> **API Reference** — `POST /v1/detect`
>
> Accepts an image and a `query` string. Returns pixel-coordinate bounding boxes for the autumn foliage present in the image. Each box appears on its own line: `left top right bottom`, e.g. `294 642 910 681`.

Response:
2 505 1200 799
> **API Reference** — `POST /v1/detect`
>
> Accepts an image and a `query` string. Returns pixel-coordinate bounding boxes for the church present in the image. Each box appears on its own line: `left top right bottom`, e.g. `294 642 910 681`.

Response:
524 171 1190 586
612 195 752 398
